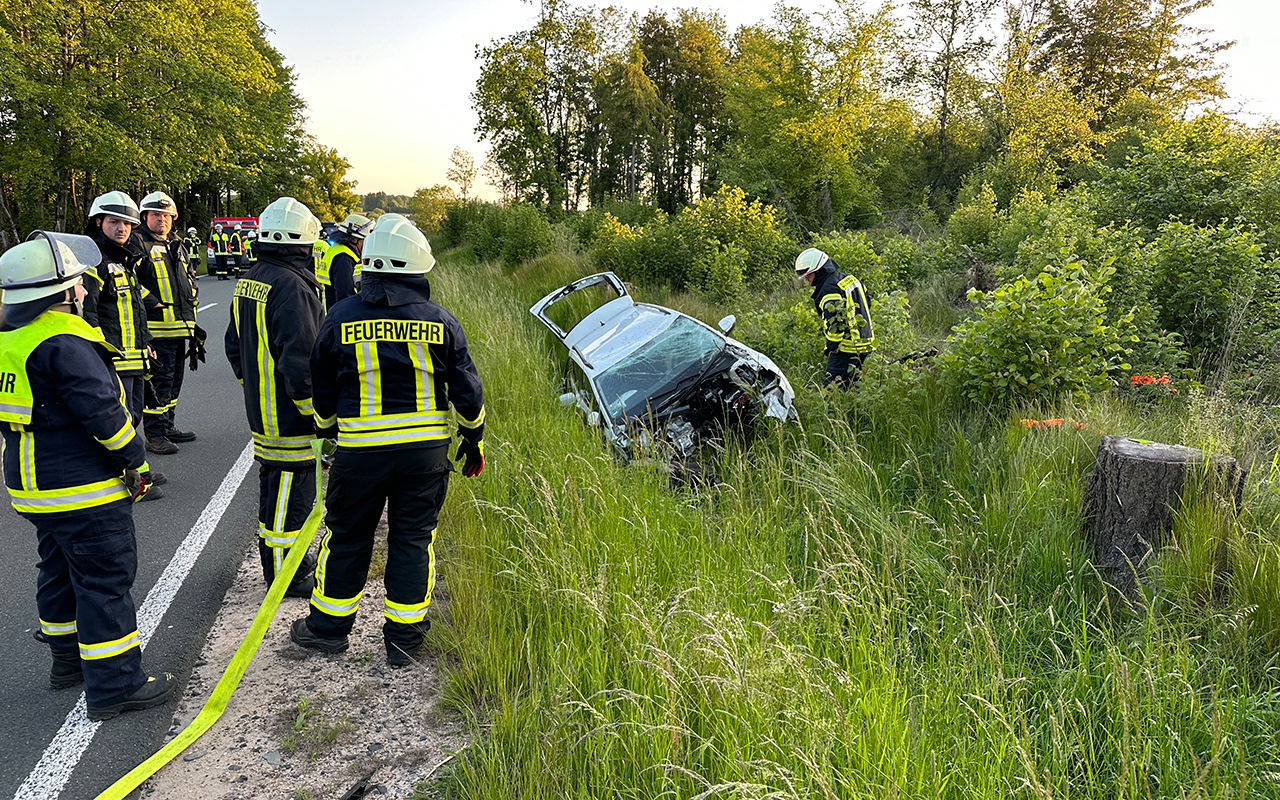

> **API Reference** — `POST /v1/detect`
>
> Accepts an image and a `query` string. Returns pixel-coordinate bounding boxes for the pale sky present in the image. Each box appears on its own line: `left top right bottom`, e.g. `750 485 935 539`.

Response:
256 0 1280 200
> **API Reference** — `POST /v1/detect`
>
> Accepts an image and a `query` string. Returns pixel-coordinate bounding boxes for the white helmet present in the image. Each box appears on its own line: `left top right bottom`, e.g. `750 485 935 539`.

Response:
258 197 320 245
88 191 141 225
338 213 376 240
1 231 100 304
795 247 830 276
139 191 178 217
361 214 434 275
187 226 198 235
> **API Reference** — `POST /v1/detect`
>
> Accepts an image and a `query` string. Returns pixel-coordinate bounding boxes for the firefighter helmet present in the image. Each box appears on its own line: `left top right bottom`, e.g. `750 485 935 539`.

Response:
139 191 178 217
337 213 376 240
0 231 100 304
88 191 141 225
360 214 434 275
258 197 320 246
794 248 829 277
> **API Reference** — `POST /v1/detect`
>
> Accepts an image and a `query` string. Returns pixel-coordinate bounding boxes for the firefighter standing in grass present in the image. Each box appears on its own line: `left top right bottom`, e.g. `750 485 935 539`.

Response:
317 213 375 310
224 197 325 597
133 191 199 453
0 231 174 721
795 247 875 388
82 192 165 499
291 214 484 667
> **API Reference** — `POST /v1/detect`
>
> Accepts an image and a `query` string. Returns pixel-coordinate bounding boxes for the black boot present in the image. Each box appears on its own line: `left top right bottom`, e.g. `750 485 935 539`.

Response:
49 649 83 690
285 551 317 599
86 673 176 721
290 618 349 654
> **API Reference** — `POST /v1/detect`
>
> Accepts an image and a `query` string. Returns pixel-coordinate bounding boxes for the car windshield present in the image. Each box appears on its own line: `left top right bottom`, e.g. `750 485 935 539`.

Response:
594 316 724 423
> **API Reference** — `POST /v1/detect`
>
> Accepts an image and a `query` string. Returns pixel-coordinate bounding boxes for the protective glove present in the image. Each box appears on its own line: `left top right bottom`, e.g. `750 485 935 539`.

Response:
454 439 484 478
123 469 144 501
318 438 338 470
187 325 208 371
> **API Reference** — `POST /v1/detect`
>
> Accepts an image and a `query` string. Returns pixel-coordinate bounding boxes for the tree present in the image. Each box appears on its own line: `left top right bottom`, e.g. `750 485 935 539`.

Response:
447 147 478 199
410 184 457 232
908 0 998 188
294 142 360 221
1038 0 1231 118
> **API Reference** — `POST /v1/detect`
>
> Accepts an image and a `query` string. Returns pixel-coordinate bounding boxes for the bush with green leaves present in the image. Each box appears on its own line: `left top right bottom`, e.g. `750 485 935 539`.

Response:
810 229 897 296
1150 221 1278 369
941 263 1135 407
945 182 1004 262
462 202 553 266
589 185 795 295
442 200 490 248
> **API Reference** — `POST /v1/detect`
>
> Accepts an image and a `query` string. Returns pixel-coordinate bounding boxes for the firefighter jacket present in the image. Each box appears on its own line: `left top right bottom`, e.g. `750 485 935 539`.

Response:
133 227 197 339
213 232 229 256
228 232 243 257
225 246 325 466
811 264 875 355
182 234 202 267
82 231 154 376
245 238 257 265
311 273 484 453
318 242 361 309
0 309 146 516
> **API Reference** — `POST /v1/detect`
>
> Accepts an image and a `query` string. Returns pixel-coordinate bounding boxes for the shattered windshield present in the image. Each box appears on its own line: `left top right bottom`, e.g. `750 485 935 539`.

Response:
594 316 723 423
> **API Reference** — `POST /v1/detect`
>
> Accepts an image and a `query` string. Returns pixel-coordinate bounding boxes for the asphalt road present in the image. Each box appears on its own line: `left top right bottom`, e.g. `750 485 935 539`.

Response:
0 276 265 799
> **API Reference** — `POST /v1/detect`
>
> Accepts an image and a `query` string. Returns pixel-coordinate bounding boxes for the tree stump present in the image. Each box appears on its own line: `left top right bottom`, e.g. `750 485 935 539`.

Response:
1083 436 1245 590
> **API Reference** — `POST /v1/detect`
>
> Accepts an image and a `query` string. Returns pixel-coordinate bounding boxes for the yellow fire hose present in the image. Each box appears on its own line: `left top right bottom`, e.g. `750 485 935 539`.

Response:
95 446 325 800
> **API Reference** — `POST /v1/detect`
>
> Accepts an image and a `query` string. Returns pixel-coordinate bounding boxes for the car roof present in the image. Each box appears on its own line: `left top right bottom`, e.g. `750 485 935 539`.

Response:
567 297 679 373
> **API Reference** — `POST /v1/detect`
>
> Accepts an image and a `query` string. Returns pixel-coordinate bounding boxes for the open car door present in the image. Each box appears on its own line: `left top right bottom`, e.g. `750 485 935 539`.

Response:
529 272 631 341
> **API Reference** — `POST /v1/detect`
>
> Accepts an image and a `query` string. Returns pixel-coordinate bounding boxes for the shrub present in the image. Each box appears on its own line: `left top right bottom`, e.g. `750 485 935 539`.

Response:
589 185 795 296
442 201 490 249
941 263 1135 407
461 203 553 266
945 182 1004 262
810 229 897 297
1150 222 1277 369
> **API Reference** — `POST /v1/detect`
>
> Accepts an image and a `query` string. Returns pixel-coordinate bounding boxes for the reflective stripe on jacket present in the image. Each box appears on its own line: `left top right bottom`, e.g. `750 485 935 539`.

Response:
133 229 197 339
0 311 144 515
83 233 151 376
311 275 484 452
224 251 325 465
319 243 360 310
812 265 875 355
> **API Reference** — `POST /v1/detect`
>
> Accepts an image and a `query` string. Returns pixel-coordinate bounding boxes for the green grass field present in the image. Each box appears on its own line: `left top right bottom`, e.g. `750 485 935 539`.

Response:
424 247 1280 799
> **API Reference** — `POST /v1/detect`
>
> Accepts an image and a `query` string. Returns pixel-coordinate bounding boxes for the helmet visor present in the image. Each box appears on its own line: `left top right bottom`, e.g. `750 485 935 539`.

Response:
28 231 101 281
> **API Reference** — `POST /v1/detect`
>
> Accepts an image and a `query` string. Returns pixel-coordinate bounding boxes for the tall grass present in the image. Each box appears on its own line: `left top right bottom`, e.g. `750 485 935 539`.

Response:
425 249 1280 799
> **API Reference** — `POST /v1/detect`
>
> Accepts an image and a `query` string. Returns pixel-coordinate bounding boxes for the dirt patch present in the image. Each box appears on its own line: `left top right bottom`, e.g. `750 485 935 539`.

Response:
140 519 466 800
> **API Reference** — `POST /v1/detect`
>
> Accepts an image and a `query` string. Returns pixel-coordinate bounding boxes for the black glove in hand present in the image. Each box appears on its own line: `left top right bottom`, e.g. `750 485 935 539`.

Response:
124 469 144 500
187 325 208 371
454 439 485 478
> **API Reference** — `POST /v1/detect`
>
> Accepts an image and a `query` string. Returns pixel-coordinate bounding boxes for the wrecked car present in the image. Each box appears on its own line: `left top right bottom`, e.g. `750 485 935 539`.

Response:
530 272 798 461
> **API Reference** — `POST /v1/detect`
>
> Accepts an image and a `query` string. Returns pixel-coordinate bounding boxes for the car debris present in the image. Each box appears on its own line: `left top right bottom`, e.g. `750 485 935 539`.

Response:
530 272 798 465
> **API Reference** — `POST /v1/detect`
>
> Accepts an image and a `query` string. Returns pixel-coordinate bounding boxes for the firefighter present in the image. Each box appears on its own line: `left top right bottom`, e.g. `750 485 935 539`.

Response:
133 191 199 453
82 192 165 500
0 231 174 720
212 224 230 280
317 213 375 310
224 197 324 597
182 226 202 281
795 248 875 388
228 223 244 277
291 214 484 667
244 230 258 269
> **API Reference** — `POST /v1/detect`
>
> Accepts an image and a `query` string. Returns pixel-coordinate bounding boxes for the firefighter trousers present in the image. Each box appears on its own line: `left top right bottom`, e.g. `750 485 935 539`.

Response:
257 461 317 585
823 351 867 389
120 373 145 427
307 446 450 658
144 338 186 439
30 500 147 706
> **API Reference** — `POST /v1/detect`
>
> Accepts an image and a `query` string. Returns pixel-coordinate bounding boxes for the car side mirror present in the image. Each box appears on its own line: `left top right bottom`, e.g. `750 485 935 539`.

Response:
718 314 737 334
587 411 601 427
558 392 577 407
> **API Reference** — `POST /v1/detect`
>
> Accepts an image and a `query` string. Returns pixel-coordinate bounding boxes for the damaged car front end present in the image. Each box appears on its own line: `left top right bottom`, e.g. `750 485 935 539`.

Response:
530 272 798 461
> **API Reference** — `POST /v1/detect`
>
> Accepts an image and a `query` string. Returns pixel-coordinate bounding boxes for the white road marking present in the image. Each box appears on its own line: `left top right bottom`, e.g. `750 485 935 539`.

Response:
196 303 217 312
14 441 256 800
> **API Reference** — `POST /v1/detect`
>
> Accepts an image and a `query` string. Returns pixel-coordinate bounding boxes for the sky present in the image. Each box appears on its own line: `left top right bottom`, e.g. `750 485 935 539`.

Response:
256 0 1280 201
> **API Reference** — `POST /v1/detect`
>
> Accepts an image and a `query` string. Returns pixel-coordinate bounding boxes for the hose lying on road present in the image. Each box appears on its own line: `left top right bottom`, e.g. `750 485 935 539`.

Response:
94 445 324 800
